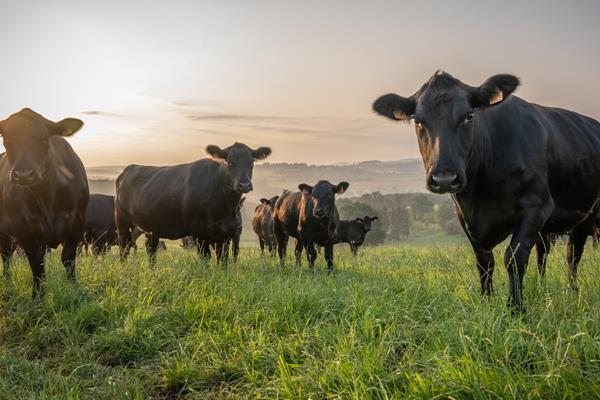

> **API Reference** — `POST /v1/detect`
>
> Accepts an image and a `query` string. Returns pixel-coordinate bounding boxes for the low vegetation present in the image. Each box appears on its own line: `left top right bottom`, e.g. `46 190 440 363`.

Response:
1 244 600 399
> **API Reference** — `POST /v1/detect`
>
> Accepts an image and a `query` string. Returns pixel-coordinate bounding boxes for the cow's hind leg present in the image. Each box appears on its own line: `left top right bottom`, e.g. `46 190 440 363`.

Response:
274 220 288 266
535 234 552 278
116 208 134 261
305 242 317 269
567 217 594 292
145 233 160 265
0 234 15 279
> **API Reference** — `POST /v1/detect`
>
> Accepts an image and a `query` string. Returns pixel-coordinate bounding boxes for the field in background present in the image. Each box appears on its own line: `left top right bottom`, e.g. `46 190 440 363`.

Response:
1 244 600 399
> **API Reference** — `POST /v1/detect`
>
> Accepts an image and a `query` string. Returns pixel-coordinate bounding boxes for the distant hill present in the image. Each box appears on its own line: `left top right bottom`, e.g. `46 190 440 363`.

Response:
87 159 427 201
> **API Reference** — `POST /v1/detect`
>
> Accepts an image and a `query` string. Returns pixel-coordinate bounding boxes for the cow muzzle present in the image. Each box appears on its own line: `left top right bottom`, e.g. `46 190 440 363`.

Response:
428 171 464 194
237 181 253 193
11 169 38 186
313 208 326 218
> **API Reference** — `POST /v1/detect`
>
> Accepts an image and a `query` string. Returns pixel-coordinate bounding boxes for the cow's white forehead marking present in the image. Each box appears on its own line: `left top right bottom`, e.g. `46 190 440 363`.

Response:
436 70 445 76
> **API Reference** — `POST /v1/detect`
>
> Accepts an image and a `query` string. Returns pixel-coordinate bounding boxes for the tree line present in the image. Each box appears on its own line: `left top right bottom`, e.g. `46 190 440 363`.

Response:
337 192 463 245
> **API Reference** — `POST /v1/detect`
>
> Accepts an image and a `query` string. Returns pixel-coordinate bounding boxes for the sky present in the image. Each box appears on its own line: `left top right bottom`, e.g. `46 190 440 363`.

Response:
1 0 600 166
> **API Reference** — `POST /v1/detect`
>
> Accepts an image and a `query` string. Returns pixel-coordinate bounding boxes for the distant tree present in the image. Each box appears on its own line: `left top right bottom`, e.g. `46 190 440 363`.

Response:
410 193 434 223
435 199 463 235
387 206 410 241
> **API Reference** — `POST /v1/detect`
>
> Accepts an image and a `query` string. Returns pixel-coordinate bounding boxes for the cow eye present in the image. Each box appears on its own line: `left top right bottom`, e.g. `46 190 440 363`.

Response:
463 113 474 126
413 119 422 129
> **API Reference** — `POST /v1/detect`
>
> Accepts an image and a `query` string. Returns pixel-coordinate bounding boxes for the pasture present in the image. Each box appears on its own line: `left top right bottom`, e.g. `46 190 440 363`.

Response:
1 244 600 399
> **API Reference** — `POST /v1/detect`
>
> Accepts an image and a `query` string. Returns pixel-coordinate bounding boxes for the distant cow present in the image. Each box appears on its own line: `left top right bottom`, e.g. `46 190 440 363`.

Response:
115 142 270 263
274 181 349 271
252 195 279 255
0 109 88 296
84 194 117 255
374 71 600 311
334 216 378 255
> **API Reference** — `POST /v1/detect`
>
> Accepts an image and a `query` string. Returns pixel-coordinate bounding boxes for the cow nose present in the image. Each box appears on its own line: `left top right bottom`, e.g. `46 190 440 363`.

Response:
238 182 253 193
313 208 325 218
429 172 461 193
11 169 35 184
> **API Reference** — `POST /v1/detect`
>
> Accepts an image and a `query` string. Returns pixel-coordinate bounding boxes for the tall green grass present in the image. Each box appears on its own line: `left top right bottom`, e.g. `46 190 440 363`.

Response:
1 243 600 399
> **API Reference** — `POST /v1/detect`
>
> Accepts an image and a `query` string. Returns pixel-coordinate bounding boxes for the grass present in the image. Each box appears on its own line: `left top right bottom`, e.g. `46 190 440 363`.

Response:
1 243 600 399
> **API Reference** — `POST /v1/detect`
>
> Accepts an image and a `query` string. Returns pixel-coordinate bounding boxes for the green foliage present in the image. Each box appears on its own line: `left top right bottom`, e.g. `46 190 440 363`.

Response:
1 245 600 398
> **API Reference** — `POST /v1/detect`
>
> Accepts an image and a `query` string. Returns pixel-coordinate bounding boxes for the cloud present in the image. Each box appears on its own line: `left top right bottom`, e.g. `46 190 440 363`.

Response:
80 110 122 117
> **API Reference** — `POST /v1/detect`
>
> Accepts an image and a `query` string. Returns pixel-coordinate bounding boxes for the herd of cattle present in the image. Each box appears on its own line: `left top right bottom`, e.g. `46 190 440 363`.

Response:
1 70 600 312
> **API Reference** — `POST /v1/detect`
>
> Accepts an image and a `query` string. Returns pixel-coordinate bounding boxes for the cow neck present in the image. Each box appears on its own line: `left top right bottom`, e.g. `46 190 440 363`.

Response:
23 161 55 237
219 165 242 216
464 117 492 195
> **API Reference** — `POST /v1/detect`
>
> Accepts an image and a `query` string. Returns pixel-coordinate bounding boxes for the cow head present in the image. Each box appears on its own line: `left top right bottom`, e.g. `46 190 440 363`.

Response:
373 71 519 194
356 215 378 232
260 195 279 209
0 108 84 186
299 180 349 219
206 142 271 194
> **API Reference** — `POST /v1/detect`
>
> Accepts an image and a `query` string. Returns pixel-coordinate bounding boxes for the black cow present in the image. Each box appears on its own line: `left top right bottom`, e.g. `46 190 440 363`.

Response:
374 71 600 311
115 143 270 263
334 216 378 255
198 196 245 263
0 109 88 296
252 195 279 255
84 194 117 255
274 181 349 271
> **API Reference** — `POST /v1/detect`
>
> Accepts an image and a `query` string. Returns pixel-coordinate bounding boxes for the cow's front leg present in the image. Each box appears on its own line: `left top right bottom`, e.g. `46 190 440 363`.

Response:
567 214 595 292
505 207 550 312
305 242 317 269
0 234 15 279
324 243 334 273
61 238 78 282
22 242 46 298
145 232 160 265
473 246 495 297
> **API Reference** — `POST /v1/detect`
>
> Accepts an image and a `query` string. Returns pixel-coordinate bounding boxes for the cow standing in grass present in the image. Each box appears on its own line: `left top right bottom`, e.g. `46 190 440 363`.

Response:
83 194 118 255
0 109 88 296
115 143 270 264
274 181 349 271
334 216 378 255
374 71 600 311
252 195 279 255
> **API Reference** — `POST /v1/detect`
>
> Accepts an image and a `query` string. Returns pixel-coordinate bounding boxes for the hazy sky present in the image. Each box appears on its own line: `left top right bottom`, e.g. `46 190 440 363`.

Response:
1 1 600 166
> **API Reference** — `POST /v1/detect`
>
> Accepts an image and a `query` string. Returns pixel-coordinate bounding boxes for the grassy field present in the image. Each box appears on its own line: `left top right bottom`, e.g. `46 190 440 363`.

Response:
1 243 600 399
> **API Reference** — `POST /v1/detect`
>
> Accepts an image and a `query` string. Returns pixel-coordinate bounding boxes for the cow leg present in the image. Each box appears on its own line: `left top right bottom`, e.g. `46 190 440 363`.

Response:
324 243 334 273
216 241 229 266
116 208 133 261
295 239 304 266
196 239 211 264
0 234 15 279
61 239 78 282
22 243 46 298
534 235 552 278
305 242 317 269
567 218 594 292
274 220 287 265
259 238 265 255
474 247 495 297
350 244 358 256
504 207 550 312
145 233 160 265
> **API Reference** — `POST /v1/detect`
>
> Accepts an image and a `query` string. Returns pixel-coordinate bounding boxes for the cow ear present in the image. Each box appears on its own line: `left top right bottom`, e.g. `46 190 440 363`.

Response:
335 181 349 194
471 74 519 107
260 198 269 205
252 146 272 160
371 216 378 221
49 118 84 136
298 183 313 195
355 217 363 223
270 195 279 206
206 145 228 159
373 93 416 121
